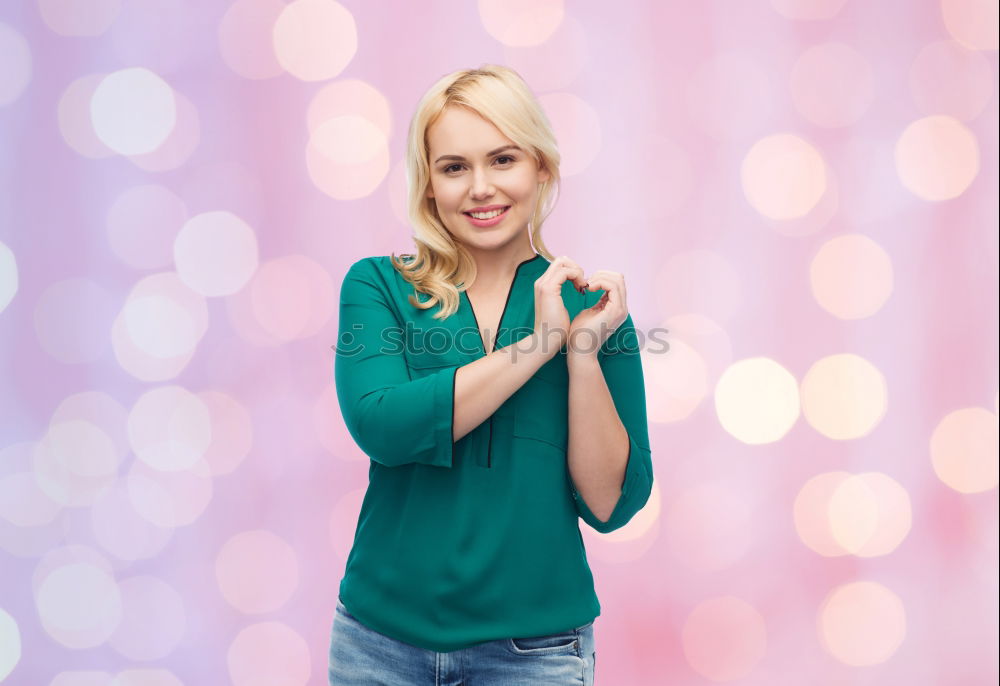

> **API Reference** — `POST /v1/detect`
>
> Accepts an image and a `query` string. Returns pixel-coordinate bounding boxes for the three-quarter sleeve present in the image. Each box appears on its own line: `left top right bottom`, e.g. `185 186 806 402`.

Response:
570 310 654 533
334 258 457 468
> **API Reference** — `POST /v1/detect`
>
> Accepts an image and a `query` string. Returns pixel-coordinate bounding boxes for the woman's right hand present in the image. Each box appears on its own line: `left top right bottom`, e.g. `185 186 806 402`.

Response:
533 255 589 356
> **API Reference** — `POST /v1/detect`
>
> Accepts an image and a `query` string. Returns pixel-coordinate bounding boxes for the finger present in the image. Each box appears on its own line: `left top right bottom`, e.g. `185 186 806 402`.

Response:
584 276 627 318
584 271 626 302
544 259 589 292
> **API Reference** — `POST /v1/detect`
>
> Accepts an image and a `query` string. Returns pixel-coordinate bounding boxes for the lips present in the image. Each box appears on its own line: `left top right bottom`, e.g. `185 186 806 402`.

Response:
463 205 510 216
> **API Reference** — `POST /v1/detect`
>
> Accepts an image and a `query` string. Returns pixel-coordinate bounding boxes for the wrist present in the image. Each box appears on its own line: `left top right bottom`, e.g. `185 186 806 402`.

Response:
532 325 566 357
566 349 600 370
513 331 563 364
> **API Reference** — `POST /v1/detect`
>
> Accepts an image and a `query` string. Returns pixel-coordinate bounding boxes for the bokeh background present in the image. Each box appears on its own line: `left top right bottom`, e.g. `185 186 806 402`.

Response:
1 0 998 684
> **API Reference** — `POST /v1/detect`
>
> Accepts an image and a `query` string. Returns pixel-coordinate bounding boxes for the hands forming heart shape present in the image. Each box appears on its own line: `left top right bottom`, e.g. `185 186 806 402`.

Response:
533 255 628 358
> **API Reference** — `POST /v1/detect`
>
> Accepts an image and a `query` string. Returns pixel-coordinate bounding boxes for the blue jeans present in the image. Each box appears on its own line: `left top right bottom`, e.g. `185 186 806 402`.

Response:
329 597 596 685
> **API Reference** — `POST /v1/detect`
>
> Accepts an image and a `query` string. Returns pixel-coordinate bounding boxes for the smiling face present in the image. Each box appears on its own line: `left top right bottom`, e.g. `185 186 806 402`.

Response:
425 106 550 255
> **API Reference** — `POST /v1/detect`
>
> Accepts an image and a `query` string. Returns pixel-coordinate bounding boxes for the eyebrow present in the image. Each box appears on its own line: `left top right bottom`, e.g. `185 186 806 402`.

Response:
434 145 522 164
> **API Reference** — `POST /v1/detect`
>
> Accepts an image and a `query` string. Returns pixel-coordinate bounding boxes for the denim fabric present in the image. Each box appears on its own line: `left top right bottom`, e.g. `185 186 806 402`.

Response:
329 598 596 685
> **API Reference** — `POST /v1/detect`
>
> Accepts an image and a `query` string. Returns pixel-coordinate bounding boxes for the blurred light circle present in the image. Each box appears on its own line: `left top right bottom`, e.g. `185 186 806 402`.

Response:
0 607 20 680
501 10 589 93
90 480 175 561
218 0 286 80
715 357 800 444
51 391 130 461
112 272 208 380
645 337 710 423
112 669 184 686
215 530 300 614
273 0 357 81
108 575 186 660
306 78 392 139
829 473 912 557
742 133 827 220
0 450 69 557
794 471 853 556
682 596 767 681
57 74 116 159
819 581 906 665
32 420 120 507
0 240 16 313
90 67 177 155
198 391 254 476
238 255 336 343
125 90 201 173
0 471 62 526
895 115 979 201
800 353 888 439
38 0 122 36
50 672 114 686
909 40 994 121
305 115 390 200
770 0 848 20
126 458 213 527
123 296 199 359
227 621 311 686
791 42 874 127
478 0 565 47
35 562 122 649
757 159 839 238
128 386 212 472
810 234 894 319
941 0 999 50
931 407 999 493
0 23 31 107
107 184 188 270
174 211 259 297
827 474 879 553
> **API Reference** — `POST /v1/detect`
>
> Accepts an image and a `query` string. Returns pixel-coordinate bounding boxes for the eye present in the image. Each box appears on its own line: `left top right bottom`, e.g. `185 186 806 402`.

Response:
441 155 517 174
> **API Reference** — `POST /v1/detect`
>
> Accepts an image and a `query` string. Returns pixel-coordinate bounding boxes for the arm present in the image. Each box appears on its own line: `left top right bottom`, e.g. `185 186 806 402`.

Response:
453 333 557 442
566 312 653 533
334 258 556 467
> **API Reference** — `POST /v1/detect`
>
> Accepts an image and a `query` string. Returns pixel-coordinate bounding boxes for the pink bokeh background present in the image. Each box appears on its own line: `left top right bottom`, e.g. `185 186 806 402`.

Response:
0 0 997 684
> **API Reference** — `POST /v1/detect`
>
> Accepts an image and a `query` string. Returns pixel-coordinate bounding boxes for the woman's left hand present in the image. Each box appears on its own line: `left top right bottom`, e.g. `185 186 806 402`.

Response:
568 270 628 359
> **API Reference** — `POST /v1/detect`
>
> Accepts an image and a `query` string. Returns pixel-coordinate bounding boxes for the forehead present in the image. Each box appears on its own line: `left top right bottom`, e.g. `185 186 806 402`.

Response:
426 106 512 154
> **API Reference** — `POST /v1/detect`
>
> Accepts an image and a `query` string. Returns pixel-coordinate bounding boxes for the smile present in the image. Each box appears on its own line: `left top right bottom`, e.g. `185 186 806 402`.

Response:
463 206 510 227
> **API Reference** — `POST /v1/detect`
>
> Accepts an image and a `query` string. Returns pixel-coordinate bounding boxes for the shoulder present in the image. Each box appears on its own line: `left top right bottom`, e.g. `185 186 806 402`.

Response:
345 255 407 277
342 255 418 298
341 256 393 294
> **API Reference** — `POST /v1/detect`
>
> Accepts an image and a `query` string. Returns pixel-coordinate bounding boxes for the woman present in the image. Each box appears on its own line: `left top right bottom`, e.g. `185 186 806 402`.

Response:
329 64 653 686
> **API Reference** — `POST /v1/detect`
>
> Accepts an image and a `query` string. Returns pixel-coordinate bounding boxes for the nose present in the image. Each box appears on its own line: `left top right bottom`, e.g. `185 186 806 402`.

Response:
469 167 493 199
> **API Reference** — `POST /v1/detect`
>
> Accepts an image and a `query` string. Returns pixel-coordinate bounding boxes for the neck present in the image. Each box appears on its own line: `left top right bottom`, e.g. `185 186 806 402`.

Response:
465 241 537 292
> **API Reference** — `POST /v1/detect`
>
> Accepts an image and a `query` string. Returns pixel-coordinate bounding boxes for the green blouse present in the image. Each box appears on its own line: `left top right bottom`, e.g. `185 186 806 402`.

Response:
334 252 653 653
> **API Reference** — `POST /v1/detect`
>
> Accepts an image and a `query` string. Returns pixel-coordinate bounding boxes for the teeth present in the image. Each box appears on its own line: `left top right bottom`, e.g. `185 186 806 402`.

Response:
468 207 507 219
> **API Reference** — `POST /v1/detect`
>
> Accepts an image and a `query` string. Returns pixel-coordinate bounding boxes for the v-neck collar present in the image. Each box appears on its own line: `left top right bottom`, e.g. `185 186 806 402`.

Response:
460 253 546 357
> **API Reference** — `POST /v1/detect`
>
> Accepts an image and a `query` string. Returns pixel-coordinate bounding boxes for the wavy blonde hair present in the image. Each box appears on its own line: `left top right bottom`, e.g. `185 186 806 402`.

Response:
390 64 561 320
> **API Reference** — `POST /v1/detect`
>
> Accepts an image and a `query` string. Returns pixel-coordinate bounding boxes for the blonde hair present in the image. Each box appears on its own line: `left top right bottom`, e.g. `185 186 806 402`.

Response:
390 64 561 320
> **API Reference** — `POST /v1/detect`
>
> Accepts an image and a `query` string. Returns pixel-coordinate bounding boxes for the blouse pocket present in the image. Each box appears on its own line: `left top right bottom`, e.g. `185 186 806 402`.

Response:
402 349 461 377
513 355 568 452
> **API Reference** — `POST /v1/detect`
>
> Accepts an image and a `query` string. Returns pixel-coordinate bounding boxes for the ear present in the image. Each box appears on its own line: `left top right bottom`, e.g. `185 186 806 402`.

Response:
537 165 551 184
